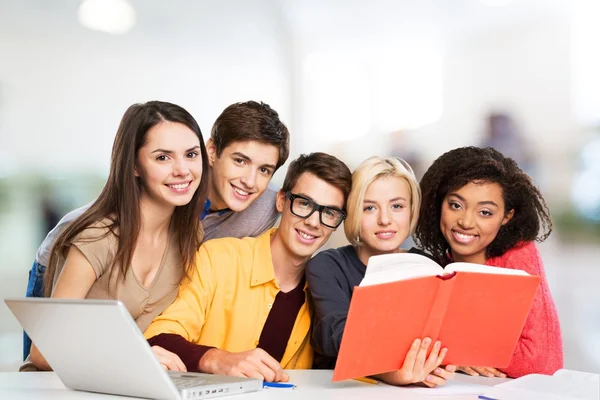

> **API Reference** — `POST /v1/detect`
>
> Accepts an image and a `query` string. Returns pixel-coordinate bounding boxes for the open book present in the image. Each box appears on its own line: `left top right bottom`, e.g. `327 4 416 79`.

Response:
360 253 530 286
333 252 540 382
481 369 600 400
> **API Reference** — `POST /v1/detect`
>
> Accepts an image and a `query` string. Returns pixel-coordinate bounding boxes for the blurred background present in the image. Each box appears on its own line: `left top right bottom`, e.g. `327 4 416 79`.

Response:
1 0 599 373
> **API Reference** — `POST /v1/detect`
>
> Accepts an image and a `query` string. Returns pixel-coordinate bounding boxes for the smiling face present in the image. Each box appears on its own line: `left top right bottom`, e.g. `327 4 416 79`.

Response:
207 139 280 212
273 172 345 263
440 180 514 264
356 176 412 264
135 121 203 209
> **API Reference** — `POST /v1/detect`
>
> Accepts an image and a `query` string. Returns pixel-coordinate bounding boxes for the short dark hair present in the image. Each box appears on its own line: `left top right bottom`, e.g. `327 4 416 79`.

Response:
414 146 552 263
210 101 290 170
281 152 352 207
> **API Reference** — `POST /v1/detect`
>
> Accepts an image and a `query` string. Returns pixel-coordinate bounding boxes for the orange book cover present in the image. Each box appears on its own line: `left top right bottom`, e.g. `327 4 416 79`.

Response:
332 261 540 382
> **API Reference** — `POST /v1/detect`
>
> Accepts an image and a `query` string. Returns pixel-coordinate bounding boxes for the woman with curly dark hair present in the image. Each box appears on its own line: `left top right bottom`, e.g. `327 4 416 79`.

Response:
414 146 563 379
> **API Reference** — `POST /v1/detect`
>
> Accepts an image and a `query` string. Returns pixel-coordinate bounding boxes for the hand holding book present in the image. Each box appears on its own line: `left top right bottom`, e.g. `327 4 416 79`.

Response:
333 252 540 382
374 337 447 386
457 366 506 378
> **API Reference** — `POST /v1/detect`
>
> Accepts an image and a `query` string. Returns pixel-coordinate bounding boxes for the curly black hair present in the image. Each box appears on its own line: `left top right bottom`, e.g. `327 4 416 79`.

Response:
414 146 552 264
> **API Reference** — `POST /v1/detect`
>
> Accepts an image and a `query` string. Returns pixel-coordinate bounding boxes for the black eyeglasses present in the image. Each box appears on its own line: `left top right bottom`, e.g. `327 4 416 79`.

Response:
285 192 346 229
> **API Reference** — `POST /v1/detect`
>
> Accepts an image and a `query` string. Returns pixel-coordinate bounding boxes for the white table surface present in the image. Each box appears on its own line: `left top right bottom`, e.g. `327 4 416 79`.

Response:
0 370 511 400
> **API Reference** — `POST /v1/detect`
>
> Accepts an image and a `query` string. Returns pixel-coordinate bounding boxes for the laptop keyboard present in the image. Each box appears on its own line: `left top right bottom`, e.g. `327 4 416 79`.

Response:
171 375 207 389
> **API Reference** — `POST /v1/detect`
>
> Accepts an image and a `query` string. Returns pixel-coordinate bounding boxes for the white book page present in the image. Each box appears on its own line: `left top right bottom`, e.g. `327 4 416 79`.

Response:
482 386 574 400
552 369 600 399
447 262 530 276
360 253 443 287
483 370 600 400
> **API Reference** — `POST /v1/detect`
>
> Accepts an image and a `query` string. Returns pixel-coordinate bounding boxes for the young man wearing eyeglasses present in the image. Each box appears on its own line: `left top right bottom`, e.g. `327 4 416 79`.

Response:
145 153 352 381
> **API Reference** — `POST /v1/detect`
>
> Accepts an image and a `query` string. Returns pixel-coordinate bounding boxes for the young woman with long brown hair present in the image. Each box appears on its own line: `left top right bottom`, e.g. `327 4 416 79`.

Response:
28 101 210 371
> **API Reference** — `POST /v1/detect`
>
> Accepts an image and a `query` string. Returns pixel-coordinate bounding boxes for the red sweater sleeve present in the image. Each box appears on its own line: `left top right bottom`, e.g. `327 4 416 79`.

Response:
487 242 563 377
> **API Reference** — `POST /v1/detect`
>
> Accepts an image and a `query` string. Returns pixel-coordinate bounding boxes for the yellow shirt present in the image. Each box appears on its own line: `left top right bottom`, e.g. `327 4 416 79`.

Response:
144 228 313 369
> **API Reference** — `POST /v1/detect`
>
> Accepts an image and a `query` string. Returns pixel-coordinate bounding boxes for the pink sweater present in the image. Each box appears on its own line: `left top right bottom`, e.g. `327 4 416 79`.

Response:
486 241 563 377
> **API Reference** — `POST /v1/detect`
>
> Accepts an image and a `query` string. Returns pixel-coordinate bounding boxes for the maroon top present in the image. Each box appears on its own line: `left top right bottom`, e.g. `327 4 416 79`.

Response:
147 277 306 372
257 276 306 362
148 333 214 372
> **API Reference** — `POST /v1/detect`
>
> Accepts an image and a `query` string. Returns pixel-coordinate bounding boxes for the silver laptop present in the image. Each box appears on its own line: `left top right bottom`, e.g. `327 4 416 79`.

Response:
5 298 263 400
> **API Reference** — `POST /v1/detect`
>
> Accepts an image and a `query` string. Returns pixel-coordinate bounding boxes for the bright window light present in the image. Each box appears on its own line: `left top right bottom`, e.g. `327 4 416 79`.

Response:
571 0 600 126
571 169 600 222
78 0 136 35
301 45 443 143
371 48 443 131
302 52 372 143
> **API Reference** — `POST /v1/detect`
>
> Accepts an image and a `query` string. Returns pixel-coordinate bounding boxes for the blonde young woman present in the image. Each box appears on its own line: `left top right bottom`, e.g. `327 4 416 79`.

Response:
306 156 455 387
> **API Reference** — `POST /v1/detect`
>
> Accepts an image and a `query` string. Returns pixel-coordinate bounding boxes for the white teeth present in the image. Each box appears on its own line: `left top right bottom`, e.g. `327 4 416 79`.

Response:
455 232 475 240
169 182 190 189
298 230 315 240
376 232 395 237
234 187 249 196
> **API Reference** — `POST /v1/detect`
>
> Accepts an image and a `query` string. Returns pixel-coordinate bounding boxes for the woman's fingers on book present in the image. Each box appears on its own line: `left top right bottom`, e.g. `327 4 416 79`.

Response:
413 337 432 367
432 366 456 381
457 366 479 376
457 366 506 378
472 366 506 378
402 338 421 367
424 340 444 369
434 346 448 366
488 367 506 377
494 368 507 378
400 337 452 385
396 337 431 383
395 339 420 379
444 364 457 373
421 365 456 387
418 364 457 388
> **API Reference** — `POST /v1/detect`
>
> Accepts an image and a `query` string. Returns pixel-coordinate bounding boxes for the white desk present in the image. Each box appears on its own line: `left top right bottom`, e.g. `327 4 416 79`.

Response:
0 370 510 400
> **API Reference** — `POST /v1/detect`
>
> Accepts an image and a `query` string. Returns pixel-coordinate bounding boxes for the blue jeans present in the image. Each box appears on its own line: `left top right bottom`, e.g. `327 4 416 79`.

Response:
23 260 46 360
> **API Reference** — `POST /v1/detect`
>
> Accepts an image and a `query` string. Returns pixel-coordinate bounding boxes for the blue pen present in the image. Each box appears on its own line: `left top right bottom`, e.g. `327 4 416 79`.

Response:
478 396 497 400
263 382 296 389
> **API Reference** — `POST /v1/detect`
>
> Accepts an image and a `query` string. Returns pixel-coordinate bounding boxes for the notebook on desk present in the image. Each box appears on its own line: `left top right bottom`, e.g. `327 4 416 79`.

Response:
480 369 600 400
5 297 262 400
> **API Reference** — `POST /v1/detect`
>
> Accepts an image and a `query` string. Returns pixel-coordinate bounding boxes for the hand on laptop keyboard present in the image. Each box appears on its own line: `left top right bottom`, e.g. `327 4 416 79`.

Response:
151 345 187 372
199 348 289 382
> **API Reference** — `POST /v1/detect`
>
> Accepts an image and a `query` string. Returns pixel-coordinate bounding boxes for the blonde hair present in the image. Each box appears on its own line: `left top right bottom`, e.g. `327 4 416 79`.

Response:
344 156 421 246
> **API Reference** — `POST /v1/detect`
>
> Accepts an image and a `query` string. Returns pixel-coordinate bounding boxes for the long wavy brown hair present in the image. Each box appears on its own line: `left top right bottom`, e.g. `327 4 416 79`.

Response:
44 101 210 296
